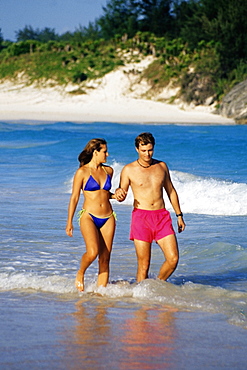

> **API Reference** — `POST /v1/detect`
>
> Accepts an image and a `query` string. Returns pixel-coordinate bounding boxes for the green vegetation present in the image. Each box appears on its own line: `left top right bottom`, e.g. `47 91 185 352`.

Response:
0 40 124 85
0 0 246 105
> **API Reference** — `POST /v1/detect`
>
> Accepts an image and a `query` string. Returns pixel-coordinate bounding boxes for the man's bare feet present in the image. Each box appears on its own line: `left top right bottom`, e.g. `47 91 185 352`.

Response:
75 271 84 292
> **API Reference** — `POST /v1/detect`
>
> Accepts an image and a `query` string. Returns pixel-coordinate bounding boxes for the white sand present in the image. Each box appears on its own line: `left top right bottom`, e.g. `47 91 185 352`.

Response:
0 59 235 124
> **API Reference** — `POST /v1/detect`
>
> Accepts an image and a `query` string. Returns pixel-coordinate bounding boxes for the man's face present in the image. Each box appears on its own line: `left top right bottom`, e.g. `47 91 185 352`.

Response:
136 143 154 162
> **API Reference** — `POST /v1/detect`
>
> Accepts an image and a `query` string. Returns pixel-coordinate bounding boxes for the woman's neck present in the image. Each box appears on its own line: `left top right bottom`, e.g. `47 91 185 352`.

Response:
88 160 101 170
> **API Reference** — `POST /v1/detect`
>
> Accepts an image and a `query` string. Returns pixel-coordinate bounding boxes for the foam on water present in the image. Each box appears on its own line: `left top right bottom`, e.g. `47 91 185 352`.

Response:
1 272 246 329
170 171 247 216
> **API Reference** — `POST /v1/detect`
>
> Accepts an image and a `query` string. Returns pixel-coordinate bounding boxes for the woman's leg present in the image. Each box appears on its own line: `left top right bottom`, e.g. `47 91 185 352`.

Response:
75 212 100 291
97 215 116 287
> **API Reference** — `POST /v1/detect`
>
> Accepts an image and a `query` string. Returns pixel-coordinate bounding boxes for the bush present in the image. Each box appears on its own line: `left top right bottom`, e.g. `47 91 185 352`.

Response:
72 71 87 83
6 40 39 57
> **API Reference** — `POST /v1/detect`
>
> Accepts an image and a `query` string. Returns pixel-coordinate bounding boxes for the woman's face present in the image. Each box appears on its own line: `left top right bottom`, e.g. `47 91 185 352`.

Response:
96 144 108 163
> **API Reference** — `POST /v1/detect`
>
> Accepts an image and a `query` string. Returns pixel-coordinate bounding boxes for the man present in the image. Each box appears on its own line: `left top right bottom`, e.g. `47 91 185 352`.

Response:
116 132 185 282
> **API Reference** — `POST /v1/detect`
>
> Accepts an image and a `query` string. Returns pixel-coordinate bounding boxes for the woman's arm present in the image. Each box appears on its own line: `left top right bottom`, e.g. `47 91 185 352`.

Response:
66 169 84 237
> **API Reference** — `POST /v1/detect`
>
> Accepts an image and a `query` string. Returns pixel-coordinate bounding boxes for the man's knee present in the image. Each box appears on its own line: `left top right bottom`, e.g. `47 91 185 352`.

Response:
167 254 179 269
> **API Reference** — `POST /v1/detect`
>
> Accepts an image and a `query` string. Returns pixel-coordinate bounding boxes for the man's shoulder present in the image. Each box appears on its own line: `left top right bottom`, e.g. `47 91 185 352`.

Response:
123 161 138 170
153 159 167 168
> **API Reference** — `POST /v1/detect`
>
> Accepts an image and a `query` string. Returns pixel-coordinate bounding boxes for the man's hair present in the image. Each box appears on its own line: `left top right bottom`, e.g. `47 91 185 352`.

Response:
135 132 155 148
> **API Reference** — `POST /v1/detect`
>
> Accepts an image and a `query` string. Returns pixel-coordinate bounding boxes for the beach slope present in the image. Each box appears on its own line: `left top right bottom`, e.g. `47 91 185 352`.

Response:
0 62 235 124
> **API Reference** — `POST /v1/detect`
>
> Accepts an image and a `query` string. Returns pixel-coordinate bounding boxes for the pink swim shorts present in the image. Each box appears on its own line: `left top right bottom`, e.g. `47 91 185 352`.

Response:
130 208 175 243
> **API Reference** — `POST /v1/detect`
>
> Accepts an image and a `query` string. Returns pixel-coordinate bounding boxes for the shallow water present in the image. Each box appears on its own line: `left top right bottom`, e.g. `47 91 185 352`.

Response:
0 121 246 368
1 293 247 369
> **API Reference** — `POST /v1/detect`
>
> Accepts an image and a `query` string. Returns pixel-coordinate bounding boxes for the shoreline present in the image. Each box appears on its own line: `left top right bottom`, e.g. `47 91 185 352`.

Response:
0 74 235 125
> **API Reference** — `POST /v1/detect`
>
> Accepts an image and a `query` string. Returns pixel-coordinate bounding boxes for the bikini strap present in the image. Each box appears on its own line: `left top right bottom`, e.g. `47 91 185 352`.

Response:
102 165 108 174
77 209 117 225
77 209 86 224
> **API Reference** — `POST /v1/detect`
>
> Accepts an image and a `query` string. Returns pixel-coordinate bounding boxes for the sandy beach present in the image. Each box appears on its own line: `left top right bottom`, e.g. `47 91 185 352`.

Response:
0 60 235 124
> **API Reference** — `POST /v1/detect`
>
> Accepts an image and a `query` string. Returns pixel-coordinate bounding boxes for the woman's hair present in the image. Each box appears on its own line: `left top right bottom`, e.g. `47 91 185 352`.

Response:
78 138 107 167
135 132 155 148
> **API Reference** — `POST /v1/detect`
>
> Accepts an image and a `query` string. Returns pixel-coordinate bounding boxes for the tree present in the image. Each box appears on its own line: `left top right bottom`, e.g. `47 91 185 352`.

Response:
136 0 174 36
0 28 3 51
172 0 203 41
37 27 58 42
76 22 101 41
97 0 175 38
172 0 247 71
15 25 38 41
97 0 139 39
15 25 58 42
201 0 247 70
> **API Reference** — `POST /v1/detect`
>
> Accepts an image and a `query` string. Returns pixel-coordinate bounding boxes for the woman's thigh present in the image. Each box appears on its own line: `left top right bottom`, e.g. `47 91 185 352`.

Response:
80 213 100 253
99 215 116 255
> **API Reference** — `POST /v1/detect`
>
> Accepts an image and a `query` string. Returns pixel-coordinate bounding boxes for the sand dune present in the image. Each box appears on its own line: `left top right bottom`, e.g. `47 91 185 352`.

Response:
0 59 235 124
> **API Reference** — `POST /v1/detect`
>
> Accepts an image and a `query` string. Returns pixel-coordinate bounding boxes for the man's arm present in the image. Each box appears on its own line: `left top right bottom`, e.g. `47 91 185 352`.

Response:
115 165 130 202
163 164 186 233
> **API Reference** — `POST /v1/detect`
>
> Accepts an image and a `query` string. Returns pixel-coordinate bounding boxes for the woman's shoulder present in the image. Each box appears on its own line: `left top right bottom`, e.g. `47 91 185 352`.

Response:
75 165 89 178
102 164 113 175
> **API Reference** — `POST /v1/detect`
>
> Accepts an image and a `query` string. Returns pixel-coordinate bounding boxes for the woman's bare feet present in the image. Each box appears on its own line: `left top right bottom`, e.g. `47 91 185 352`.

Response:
75 271 84 292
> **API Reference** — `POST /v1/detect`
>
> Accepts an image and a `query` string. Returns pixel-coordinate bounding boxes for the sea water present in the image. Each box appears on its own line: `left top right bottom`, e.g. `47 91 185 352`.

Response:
0 121 246 368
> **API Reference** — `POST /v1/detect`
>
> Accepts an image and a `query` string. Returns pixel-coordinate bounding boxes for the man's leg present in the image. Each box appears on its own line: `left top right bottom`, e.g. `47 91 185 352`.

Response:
134 239 152 282
157 234 179 281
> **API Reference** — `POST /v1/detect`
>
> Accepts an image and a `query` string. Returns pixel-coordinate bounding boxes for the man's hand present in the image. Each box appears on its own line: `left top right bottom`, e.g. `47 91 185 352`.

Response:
115 188 127 202
177 217 186 233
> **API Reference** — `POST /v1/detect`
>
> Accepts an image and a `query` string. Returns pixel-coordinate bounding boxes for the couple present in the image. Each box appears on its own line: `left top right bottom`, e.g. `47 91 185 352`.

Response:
66 133 186 292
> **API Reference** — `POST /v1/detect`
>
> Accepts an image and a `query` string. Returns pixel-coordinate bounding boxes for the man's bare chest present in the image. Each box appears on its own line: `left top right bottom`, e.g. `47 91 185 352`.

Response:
130 171 164 189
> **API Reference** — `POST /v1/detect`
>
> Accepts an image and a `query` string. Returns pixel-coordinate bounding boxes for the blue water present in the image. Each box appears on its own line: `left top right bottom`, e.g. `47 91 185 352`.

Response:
0 121 247 368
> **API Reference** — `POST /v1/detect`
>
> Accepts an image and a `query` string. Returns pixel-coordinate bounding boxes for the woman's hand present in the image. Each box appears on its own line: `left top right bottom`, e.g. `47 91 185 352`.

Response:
66 223 74 237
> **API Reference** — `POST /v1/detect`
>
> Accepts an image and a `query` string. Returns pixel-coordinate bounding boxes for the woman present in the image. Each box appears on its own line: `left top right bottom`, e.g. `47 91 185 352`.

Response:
66 138 117 292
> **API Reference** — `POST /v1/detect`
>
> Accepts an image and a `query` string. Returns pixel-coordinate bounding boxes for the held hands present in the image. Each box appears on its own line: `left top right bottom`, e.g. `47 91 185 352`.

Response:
114 188 127 202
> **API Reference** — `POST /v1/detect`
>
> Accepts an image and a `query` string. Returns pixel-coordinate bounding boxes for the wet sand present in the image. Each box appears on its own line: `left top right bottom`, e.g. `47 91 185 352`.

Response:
1 293 246 369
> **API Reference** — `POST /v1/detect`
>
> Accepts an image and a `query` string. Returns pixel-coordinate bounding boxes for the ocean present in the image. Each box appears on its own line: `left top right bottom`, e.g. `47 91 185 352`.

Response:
0 121 246 369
